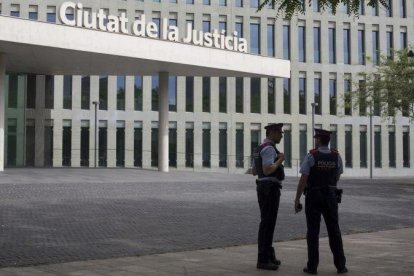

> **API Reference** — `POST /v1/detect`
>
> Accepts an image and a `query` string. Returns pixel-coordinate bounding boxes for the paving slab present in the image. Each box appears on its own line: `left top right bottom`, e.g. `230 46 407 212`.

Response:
1 228 412 275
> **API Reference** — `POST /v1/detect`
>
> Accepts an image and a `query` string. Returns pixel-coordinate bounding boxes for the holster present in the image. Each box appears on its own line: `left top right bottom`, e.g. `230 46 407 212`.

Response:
335 188 343 203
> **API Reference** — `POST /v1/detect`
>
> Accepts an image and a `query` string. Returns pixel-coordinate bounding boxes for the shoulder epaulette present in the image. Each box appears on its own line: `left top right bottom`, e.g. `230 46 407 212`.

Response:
330 148 339 155
309 148 319 155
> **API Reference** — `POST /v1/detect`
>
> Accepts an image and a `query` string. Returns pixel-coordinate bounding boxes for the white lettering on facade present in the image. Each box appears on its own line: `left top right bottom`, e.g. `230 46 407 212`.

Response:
59 1 248 53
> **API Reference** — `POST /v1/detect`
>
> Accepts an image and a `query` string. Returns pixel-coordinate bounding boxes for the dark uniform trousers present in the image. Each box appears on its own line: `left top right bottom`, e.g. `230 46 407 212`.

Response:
256 181 281 263
305 189 346 271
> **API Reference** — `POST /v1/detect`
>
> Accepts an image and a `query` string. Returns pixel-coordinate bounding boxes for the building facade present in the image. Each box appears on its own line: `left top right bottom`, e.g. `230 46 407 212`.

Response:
1 0 413 176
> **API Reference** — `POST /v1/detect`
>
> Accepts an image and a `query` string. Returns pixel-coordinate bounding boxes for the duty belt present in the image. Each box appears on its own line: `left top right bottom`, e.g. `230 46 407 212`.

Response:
256 177 282 188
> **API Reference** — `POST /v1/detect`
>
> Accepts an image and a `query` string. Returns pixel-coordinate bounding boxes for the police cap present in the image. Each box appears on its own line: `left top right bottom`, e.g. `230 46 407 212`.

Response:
314 128 332 138
264 123 284 132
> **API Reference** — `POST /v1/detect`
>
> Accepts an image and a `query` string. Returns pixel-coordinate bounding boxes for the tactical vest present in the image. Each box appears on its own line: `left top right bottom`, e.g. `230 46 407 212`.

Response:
307 148 339 189
253 142 285 181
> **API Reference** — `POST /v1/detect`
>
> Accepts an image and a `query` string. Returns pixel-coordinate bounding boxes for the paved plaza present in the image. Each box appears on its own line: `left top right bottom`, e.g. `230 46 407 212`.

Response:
0 169 413 274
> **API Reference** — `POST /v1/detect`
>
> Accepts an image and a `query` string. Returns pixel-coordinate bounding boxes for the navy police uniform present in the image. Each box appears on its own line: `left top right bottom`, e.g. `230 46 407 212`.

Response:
252 123 284 270
300 129 347 273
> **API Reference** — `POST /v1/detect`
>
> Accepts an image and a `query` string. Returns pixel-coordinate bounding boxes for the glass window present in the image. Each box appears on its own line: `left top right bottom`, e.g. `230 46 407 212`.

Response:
298 26 306 62
358 29 365 65
283 78 291 114
219 21 227 34
372 30 379 65
45 75 54 109
169 76 177 112
26 120 35 167
152 17 160 38
359 0 365 15
186 0 194 4
219 123 228 167
202 123 211 167
235 0 243 7
134 76 143 111
250 23 260 54
220 0 227 6
29 11 38 20
203 20 210 33
219 77 227 113
374 126 382 167
345 126 352 167
329 79 337 115
329 28 336 64
299 77 306 114
99 76 108 110
169 123 177 167
44 123 53 167
250 127 261 161
372 2 379 15
99 123 107 167
268 78 275 114
116 123 125 167
313 27 321 63
399 0 406 18
360 127 367 168
62 123 72 166
185 123 194 167
186 77 194 112
389 127 396 167
235 22 243 38
8 74 18 109
283 25 290 60
250 77 261 113
152 75 159 111
386 0 393 17
63 75 72 109
344 79 352 115
386 31 394 60
202 77 210 112
81 76 90 110
236 77 244 113
134 123 142 167
284 126 292 167
403 128 410 167
314 77 321 115
151 123 158 167
267 24 275 57
117 76 125 111
359 80 367 116
203 0 211 5
299 124 307 163
250 0 259 8
27 74 36 109
47 7 56 23
313 0 320 12
400 32 407 49
330 127 338 149
6 120 17 167
236 124 244 168
169 19 177 27
343 28 351 64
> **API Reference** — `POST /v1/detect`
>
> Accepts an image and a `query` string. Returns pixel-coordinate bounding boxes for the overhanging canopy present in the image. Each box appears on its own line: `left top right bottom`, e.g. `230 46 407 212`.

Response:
0 15 290 78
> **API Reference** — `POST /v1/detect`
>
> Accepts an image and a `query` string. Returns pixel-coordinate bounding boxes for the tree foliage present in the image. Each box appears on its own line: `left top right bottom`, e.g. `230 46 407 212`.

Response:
351 49 414 120
258 0 388 19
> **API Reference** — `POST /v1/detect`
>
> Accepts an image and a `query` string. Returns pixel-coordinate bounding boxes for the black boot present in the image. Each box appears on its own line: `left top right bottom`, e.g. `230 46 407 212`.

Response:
269 247 281 266
257 261 279 270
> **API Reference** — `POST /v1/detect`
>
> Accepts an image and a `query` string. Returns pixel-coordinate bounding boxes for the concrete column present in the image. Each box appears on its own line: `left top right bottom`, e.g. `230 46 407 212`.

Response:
0 54 6 171
158 72 169 172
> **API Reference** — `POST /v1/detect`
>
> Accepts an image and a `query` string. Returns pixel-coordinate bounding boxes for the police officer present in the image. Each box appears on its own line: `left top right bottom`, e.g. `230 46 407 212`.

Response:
294 128 348 274
251 123 285 270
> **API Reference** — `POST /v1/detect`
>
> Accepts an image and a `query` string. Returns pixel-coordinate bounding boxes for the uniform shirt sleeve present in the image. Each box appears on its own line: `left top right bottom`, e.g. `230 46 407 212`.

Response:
261 146 277 166
337 154 344 175
299 153 315 175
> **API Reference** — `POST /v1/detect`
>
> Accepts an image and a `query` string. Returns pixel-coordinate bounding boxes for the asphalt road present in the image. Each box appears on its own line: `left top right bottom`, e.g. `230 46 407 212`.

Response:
0 169 413 267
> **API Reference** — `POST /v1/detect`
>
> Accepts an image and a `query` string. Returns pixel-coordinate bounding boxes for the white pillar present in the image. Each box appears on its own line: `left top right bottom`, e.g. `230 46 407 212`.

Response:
0 54 6 171
158 72 169 172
